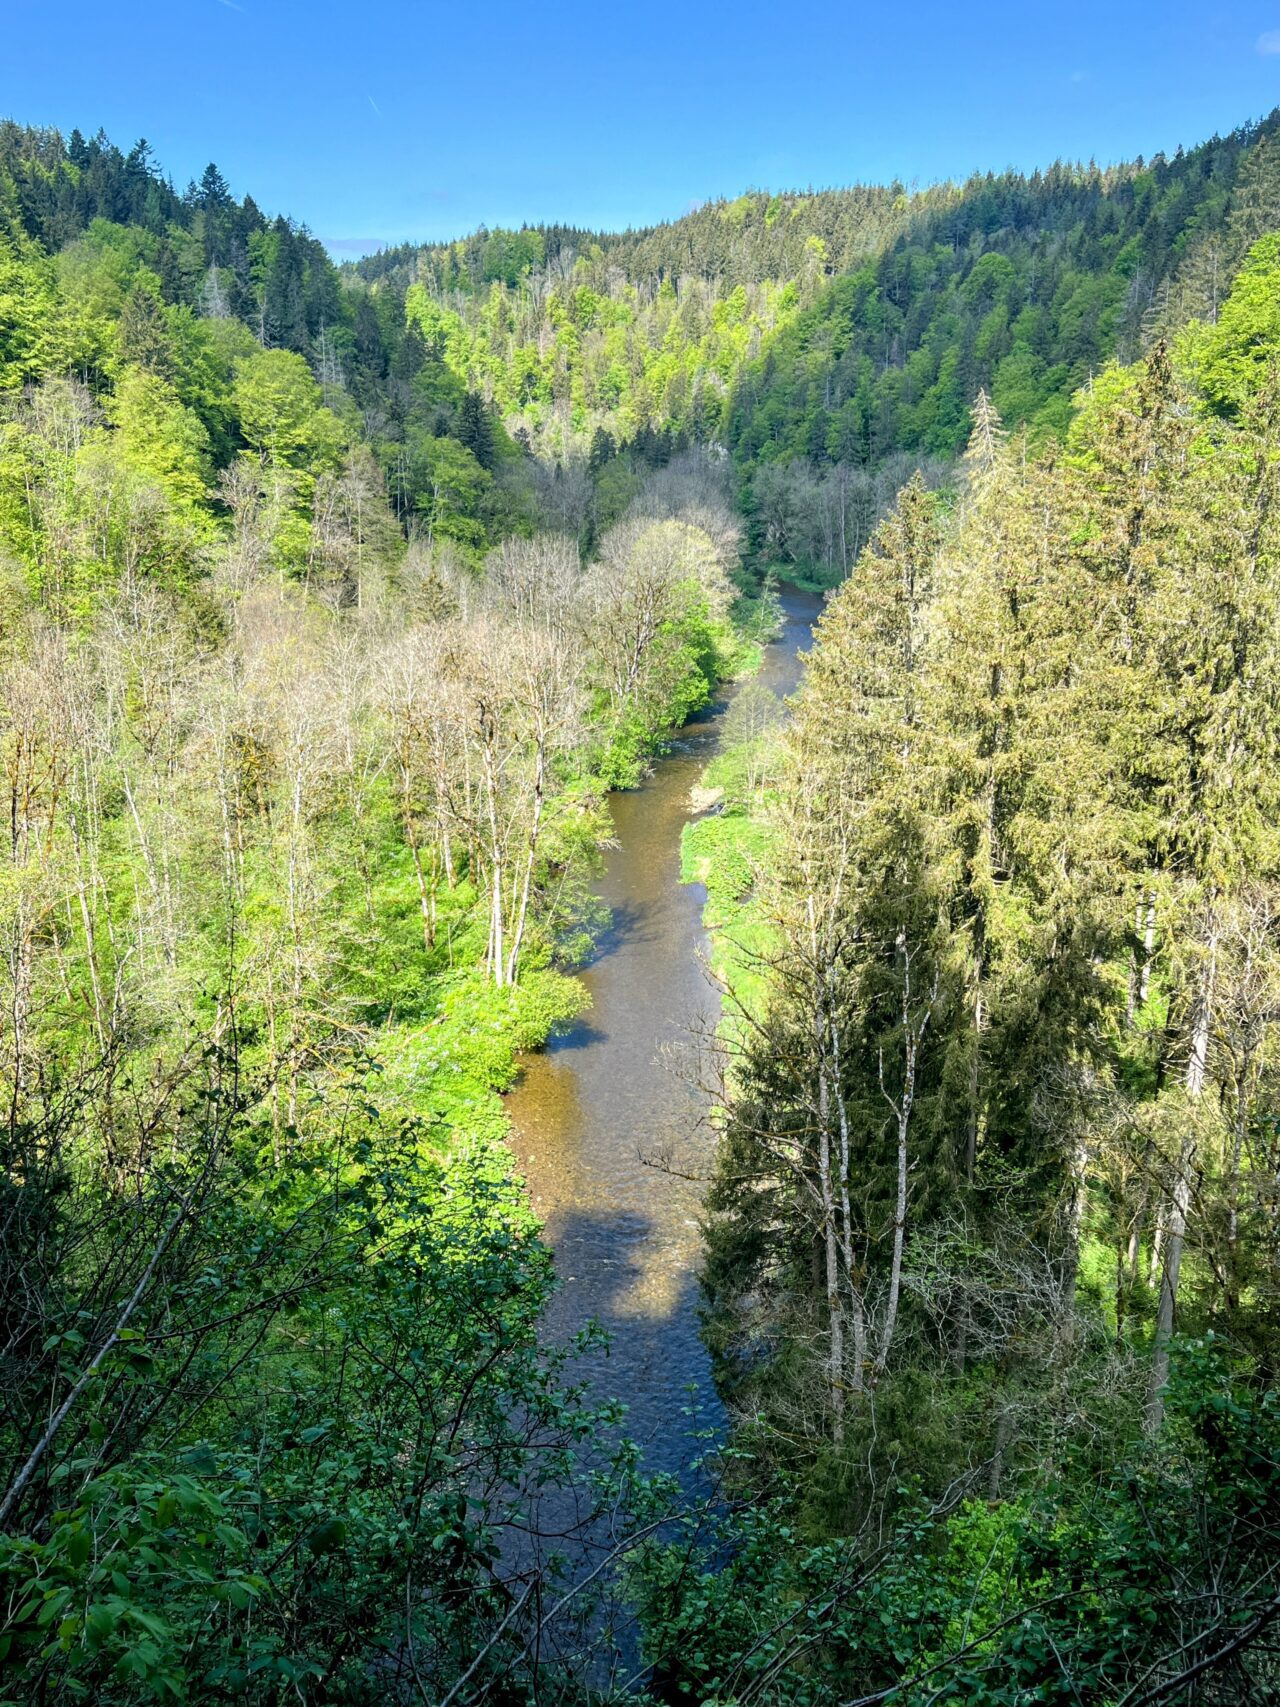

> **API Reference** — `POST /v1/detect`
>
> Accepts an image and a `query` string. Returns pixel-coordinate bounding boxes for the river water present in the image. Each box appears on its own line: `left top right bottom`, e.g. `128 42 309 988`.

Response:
505 589 821 1476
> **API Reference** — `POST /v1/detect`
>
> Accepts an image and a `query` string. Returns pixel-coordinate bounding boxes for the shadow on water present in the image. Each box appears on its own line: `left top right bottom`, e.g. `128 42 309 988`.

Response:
505 588 823 1485
540 1205 723 1455
543 1021 611 1052
581 898 654 967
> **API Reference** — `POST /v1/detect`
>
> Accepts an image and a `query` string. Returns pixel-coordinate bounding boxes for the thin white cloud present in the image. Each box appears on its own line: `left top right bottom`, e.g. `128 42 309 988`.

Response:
1258 28 1280 53
368 95 382 116
216 0 246 12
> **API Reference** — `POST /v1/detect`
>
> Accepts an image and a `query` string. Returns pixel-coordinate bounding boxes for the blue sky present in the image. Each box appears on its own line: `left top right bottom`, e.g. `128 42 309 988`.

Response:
4 1 1280 255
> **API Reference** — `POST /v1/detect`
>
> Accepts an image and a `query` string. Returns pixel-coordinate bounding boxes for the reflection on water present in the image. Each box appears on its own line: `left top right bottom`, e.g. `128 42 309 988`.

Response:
505 591 822 1473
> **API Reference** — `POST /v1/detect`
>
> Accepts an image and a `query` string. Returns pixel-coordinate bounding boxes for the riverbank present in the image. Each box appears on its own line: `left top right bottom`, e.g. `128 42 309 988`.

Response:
680 587 821 1045
365 579 769 1159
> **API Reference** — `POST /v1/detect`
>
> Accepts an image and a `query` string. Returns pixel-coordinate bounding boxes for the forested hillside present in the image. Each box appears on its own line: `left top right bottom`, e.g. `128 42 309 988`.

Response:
360 113 1280 576
0 121 694 570
3 107 1280 1704
675 229 1280 1702
0 118 769 1699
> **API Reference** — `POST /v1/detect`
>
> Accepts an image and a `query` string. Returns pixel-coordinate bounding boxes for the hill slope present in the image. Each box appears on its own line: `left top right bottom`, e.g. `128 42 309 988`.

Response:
355 112 1280 572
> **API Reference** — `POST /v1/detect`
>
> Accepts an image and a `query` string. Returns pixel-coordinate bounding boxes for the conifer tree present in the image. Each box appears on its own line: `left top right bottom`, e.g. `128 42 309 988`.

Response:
711 474 948 1434
1226 134 1280 269
117 277 175 378
458 389 495 470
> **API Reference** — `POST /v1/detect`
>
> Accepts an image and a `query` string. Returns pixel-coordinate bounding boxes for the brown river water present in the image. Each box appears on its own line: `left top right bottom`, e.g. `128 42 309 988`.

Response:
505 589 822 1477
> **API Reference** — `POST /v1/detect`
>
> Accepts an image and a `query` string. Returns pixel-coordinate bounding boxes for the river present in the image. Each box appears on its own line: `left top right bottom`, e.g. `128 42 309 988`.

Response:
505 588 822 1476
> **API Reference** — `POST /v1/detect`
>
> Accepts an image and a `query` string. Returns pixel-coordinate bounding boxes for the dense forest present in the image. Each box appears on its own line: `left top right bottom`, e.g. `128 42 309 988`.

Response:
358 113 1280 576
1 109 1280 1703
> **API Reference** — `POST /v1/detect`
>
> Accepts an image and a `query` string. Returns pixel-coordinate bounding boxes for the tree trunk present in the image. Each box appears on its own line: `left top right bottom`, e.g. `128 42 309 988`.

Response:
1146 1139 1193 1433
816 1022 846 1439
401 782 436 952
831 1012 866 1394
1147 928 1215 1432
506 738 546 986
811 902 845 1439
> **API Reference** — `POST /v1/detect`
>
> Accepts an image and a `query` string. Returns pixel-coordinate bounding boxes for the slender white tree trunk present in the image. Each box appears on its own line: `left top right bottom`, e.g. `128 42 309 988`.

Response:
507 737 546 986
1147 927 1216 1432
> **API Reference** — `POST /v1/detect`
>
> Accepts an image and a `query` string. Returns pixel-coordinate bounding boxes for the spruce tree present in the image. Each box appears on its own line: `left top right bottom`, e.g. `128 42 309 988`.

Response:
458 390 495 469
118 278 175 378
1226 135 1280 270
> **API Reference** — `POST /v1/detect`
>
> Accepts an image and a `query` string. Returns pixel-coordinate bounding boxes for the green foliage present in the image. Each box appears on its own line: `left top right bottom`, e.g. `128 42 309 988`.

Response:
682 803 777 1029
0 219 75 390
402 431 491 550
724 121 1280 575
377 966 589 1137
630 1343 1280 1704
108 367 214 519
231 348 345 472
686 241 1280 1706
1184 230 1280 414
0 1117 623 1703
0 122 528 569
6 107 1280 1706
0 126 774 1699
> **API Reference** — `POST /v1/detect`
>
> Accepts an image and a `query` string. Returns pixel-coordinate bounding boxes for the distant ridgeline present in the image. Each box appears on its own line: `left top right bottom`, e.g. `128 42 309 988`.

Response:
3 112 1280 583
355 110 1280 575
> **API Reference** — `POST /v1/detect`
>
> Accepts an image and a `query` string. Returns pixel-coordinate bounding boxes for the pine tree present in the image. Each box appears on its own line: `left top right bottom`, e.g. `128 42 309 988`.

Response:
353 294 386 380
198 265 230 319
587 426 615 474
457 390 495 469
390 323 426 384
713 474 949 1430
261 220 306 350
960 387 1006 494
118 278 175 378
933 420 1114 1240
1226 135 1280 270
315 325 345 408
197 162 233 210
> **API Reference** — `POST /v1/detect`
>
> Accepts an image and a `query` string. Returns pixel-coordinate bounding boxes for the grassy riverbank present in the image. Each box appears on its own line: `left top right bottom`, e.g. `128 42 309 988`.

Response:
680 765 779 1038
679 579 802 1046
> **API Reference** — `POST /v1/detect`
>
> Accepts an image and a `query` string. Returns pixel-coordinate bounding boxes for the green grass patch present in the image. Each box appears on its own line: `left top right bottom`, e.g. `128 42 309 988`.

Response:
374 966 590 1146
682 805 778 1041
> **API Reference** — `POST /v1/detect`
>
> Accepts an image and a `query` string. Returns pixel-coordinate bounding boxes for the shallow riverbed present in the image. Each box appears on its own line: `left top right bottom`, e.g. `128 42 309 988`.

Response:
505 589 822 1474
